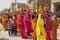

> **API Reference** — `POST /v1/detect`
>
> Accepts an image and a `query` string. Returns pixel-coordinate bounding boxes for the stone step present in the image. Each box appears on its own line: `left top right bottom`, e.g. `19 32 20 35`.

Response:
58 25 60 29
57 27 60 40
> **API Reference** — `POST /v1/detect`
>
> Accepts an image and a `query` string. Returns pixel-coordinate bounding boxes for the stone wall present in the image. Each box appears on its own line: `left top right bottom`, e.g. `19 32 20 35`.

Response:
51 0 60 3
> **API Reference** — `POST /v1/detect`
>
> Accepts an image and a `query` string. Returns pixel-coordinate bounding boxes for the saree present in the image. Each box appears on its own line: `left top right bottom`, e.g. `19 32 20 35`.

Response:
24 12 32 36
45 15 51 40
36 14 46 40
50 15 58 40
43 12 51 40
16 14 27 38
31 17 37 38
2 17 8 31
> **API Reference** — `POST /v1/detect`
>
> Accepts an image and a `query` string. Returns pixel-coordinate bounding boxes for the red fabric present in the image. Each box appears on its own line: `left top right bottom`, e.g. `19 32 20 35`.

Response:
16 14 27 38
51 29 57 40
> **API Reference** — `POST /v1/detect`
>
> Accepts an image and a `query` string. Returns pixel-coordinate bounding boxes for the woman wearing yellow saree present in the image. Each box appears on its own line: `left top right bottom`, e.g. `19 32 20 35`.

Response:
36 6 46 40
2 14 8 31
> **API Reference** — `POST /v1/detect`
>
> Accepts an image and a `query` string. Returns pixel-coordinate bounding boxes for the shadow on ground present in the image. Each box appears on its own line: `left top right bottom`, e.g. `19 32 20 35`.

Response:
0 38 8 40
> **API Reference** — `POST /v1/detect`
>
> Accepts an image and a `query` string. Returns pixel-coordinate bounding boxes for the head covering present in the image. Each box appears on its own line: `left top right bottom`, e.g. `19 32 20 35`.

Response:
3 14 7 18
19 8 23 15
32 7 36 12
44 4 49 11
26 7 29 12
13 10 16 14
38 6 43 14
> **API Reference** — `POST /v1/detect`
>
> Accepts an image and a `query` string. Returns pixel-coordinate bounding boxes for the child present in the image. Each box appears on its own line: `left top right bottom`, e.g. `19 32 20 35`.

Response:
8 17 13 36
12 20 17 36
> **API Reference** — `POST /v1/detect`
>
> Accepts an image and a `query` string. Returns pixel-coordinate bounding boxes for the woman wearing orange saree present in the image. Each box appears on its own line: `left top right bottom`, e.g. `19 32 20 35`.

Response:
31 8 37 39
2 14 8 31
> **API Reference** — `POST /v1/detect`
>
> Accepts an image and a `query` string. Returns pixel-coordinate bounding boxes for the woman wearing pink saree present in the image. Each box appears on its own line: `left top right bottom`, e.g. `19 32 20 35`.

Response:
43 4 51 40
24 8 32 36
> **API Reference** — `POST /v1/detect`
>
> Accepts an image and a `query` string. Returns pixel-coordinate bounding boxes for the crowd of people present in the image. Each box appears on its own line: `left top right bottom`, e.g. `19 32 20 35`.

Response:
0 4 58 40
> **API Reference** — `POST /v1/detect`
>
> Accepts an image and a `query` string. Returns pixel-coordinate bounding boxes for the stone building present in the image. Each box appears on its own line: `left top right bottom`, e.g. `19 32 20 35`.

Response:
37 0 51 8
10 3 27 11
27 0 51 9
51 0 60 17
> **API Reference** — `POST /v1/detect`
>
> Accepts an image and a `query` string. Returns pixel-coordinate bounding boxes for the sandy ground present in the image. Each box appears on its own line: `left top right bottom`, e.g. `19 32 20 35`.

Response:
0 30 33 40
0 23 33 40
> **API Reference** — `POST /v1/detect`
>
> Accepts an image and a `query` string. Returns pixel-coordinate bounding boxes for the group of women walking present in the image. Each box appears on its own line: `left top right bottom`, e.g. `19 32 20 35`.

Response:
1 4 58 40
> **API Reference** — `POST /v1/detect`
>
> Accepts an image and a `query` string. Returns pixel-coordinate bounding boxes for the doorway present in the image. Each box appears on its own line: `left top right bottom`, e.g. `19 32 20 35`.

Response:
53 3 60 17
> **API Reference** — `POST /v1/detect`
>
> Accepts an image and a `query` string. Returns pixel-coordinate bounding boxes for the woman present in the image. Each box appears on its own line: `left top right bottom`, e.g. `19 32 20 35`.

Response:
43 4 51 40
36 6 46 40
31 8 37 39
16 9 27 38
2 14 8 31
24 7 32 36
50 13 58 40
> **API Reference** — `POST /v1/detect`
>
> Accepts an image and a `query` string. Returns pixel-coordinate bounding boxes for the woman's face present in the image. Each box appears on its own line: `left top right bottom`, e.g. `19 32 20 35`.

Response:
20 10 24 15
14 11 16 14
26 8 30 12
32 8 36 13
34 13 36 17
54 15 57 20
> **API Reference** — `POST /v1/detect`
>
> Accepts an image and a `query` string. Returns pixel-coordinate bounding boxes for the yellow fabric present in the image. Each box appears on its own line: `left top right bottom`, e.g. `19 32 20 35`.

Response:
2 17 8 31
32 8 36 12
36 14 46 40
38 6 43 14
26 7 29 12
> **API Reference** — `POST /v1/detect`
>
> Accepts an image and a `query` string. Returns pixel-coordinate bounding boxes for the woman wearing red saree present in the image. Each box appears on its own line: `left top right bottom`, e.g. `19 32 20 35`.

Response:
16 9 27 38
50 13 58 40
